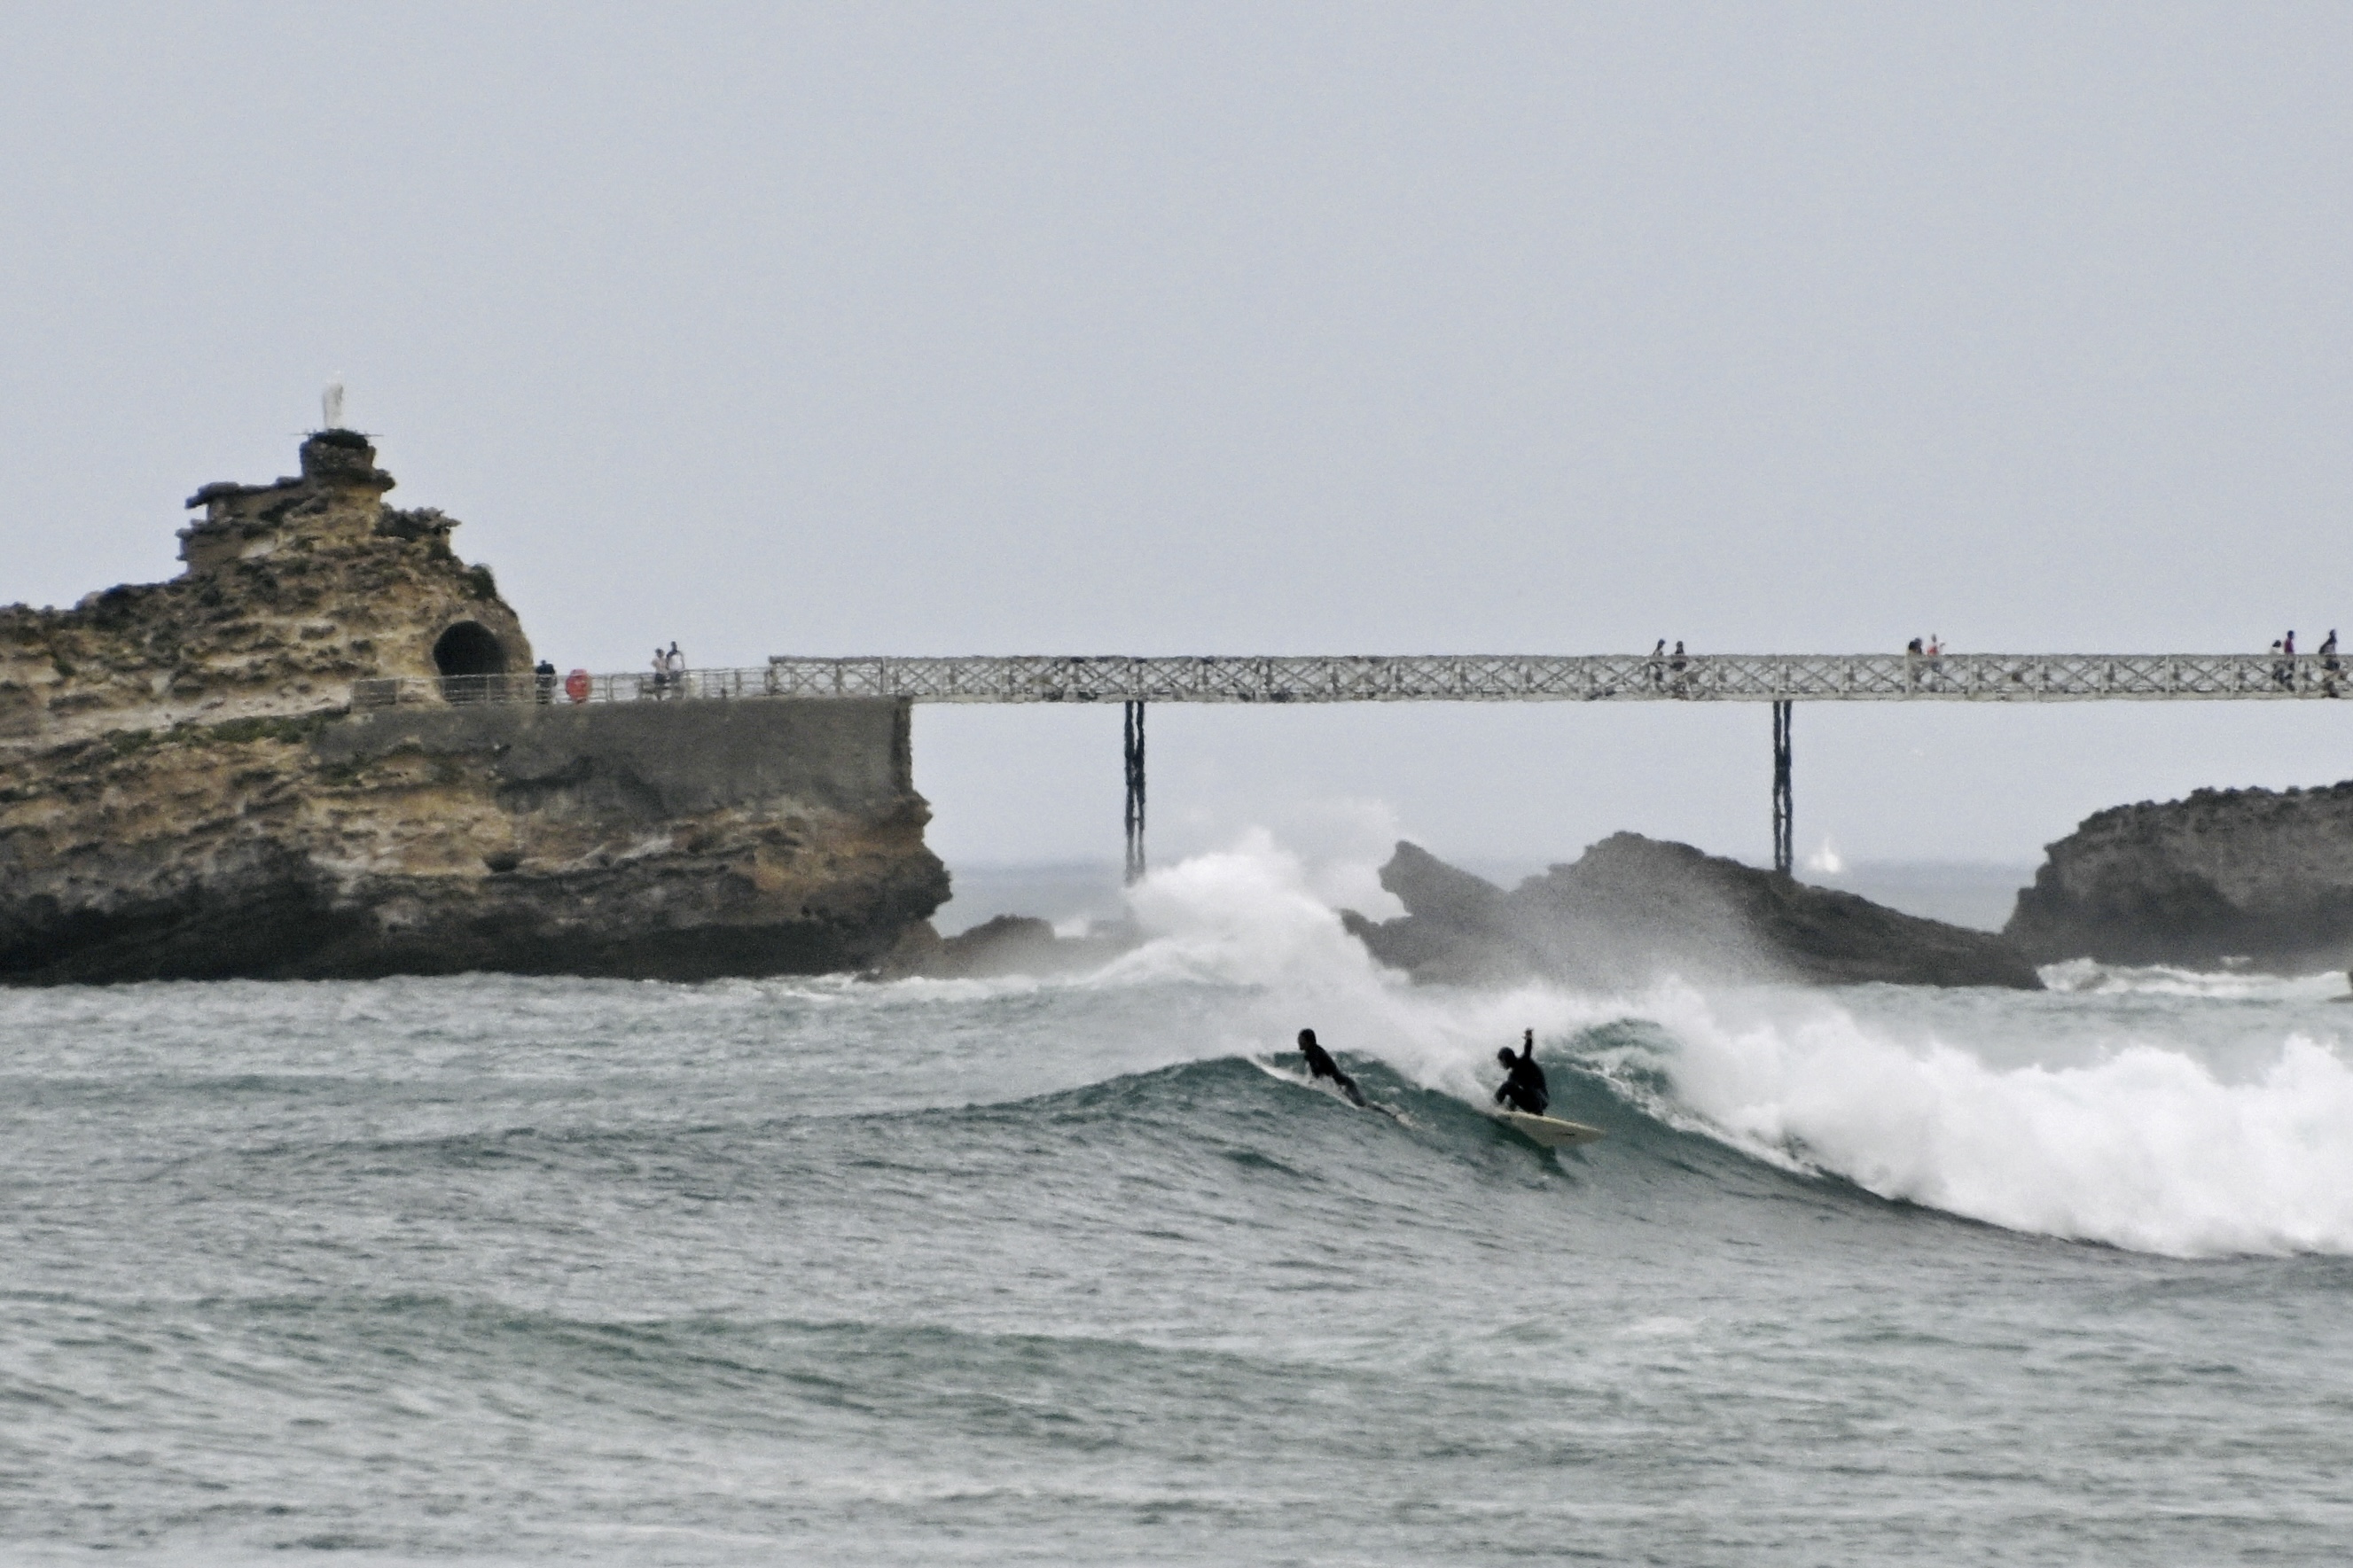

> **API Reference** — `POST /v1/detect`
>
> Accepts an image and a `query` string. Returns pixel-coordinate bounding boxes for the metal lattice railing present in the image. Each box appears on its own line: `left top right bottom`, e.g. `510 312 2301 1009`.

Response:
348 651 2353 711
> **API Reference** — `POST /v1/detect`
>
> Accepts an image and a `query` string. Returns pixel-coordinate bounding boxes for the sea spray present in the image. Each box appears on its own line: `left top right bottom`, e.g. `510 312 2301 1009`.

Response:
1083 832 2353 1258
1615 987 2353 1256
1098 830 1628 1096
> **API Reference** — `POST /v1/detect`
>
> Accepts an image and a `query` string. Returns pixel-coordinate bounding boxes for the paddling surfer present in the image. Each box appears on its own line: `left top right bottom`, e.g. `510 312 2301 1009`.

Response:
1295 1028 1368 1107
1494 1029 1550 1116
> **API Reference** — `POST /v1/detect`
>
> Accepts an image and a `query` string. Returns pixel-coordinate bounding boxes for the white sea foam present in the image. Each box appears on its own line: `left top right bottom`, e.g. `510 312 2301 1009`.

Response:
1620 985 2353 1257
1106 830 1395 994
1087 833 2353 1259
2040 956 2349 1000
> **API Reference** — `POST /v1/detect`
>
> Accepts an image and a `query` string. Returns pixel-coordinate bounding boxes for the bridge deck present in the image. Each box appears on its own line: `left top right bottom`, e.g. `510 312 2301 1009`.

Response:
362 652 2353 709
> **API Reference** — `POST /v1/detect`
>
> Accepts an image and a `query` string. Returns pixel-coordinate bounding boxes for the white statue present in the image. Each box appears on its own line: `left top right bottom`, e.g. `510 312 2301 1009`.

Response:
322 379 346 430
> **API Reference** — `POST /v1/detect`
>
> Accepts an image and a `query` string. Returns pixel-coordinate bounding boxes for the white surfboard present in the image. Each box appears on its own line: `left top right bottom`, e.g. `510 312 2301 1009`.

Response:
1493 1109 1606 1149
1251 1057 1409 1123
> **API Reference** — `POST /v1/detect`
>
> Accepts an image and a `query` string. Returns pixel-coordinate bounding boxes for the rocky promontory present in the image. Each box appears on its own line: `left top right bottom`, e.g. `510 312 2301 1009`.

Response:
1345 836 2042 989
1 429 947 983
2006 783 2353 971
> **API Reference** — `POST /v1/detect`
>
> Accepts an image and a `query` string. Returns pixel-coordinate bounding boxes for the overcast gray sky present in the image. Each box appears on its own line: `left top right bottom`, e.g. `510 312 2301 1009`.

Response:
7 3 2352 875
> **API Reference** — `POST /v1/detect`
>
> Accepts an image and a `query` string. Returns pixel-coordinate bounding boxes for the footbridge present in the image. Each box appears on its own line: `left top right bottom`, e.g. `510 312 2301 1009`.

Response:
356 651 2347 879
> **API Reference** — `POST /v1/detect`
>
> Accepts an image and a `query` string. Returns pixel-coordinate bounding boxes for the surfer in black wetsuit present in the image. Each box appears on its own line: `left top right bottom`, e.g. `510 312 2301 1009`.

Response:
1296 1028 1368 1107
1494 1029 1550 1116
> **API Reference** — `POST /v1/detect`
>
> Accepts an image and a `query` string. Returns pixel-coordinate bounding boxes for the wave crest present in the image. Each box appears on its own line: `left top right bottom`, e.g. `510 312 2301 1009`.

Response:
1591 988 2353 1256
1062 837 2353 1259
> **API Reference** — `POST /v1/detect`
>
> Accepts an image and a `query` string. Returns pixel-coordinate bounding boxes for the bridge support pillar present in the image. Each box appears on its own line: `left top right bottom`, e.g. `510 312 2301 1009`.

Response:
1123 700 1147 884
1771 700 1794 876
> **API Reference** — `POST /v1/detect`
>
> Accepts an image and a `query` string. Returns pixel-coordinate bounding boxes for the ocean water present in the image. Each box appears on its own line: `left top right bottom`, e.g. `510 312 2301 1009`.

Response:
4 839 2352 1564
933 856 2040 938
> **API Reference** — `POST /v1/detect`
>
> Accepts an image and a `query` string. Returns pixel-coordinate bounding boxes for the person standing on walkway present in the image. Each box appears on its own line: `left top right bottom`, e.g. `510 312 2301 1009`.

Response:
665 643 687 698
652 646 670 698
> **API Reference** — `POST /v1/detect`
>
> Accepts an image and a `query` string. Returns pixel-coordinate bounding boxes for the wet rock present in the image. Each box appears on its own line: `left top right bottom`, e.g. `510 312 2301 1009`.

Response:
2005 783 2353 972
1346 834 2042 989
0 699 949 984
872 912 1137 979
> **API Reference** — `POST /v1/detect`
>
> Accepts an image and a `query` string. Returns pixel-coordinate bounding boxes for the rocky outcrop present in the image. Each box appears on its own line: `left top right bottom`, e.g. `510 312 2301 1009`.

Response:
0 699 945 983
1346 836 2042 989
3 430 529 753
2005 783 2353 971
1 430 947 983
872 913 1137 980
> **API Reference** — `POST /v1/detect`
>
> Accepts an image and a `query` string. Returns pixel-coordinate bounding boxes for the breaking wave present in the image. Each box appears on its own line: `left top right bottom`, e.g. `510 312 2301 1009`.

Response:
998 833 2353 1258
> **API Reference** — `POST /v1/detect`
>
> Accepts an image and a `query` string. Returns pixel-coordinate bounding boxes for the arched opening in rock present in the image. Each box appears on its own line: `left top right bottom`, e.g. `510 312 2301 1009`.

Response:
433 621 508 700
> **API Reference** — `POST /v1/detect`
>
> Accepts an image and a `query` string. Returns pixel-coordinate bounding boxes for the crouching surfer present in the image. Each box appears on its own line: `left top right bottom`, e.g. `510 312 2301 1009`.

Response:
1494 1029 1550 1116
1296 1028 1369 1107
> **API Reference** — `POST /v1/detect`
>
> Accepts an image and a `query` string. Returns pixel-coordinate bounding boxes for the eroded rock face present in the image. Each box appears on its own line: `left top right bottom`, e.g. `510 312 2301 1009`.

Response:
1 431 949 983
0 678 948 984
1346 835 2042 989
2005 784 2353 971
1 431 528 753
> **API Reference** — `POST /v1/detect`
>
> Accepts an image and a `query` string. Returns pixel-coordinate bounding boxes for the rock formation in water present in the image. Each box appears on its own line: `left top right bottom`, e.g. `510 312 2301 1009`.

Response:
872 912 1138 979
1344 836 2043 989
2005 783 2353 971
1 430 947 982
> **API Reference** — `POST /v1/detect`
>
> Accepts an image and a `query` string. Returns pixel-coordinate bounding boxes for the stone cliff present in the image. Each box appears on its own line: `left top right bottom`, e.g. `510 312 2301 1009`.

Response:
3 429 530 751
1 430 947 982
1346 836 2042 989
2006 783 2353 971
